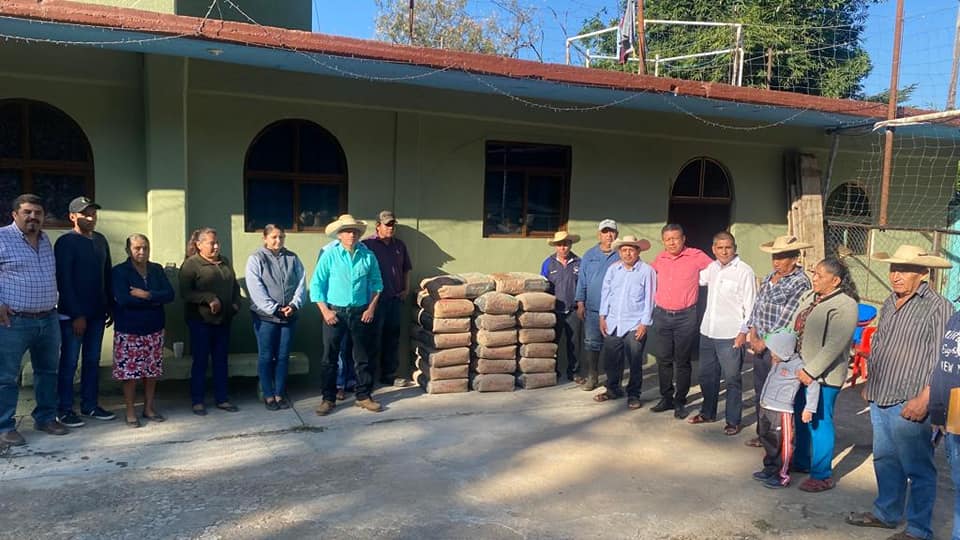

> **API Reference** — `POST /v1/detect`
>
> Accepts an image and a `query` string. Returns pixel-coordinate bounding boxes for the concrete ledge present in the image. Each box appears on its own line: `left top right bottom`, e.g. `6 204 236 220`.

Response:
19 351 309 387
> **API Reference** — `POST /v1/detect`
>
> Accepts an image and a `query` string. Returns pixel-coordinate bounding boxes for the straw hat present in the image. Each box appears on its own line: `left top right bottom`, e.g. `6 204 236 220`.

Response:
611 235 651 252
871 244 952 269
325 214 368 237
548 231 581 246
759 235 813 254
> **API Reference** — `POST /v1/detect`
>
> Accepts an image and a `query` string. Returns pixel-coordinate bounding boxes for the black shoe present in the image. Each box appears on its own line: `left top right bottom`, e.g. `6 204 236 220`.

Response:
276 397 290 409
82 406 116 421
752 470 774 482
192 405 207 416
264 399 280 411
650 399 675 413
57 411 85 428
674 403 689 419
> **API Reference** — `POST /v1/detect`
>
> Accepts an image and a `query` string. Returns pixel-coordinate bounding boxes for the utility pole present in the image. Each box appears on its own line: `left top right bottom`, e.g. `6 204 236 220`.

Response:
636 0 647 74
765 48 774 89
408 0 415 46
878 0 905 227
948 0 960 109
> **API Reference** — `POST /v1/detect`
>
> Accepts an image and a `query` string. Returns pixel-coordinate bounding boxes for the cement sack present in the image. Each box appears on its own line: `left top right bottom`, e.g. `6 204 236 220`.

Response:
473 344 517 360
517 311 556 329
518 328 555 344
411 342 470 366
414 360 470 380
456 272 496 292
474 292 519 315
417 294 475 318
420 275 465 299
519 342 558 358
490 272 550 295
416 310 471 334
474 358 518 374
518 372 557 389
518 357 557 374
474 313 517 331
515 292 556 312
473 374 516 392
413 327 472 349
475 329 518 348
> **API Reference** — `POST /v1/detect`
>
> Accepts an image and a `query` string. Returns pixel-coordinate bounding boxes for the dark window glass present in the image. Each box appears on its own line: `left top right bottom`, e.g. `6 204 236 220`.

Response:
827 184 870 219
0 169 23 227
486 143 507 167
299 183 341 229
0 104 22 159
483 142 570 237
504 145 568 168
299 124 345 175
28 103 88 162
672 162 701 197
484 170 524 236
34 173 87 225
702 160 731 198
526 175 564 233
246 178 294 230
247 122 295 172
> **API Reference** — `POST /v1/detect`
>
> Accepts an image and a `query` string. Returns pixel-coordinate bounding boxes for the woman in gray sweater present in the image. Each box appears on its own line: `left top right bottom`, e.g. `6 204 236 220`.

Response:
788 257 859 493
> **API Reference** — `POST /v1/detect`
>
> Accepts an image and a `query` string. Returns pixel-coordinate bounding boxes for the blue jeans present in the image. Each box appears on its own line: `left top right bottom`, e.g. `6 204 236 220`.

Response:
946 433 960 540
252 317 296 398
188 319 231 406
793 384 840 480
869 402 937 540
0 313 61 431
697 336 744 426
336 332 355 390
583 309 602 352
57 317 106 414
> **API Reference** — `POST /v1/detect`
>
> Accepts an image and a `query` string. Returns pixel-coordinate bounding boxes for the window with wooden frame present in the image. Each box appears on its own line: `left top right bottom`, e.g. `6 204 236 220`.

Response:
244 119 348 232
483 141 571 238
0 99 95 228
670 157 732 202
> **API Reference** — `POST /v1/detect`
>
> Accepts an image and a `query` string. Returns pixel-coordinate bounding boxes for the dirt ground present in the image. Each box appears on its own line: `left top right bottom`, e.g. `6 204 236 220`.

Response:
1 360 954 540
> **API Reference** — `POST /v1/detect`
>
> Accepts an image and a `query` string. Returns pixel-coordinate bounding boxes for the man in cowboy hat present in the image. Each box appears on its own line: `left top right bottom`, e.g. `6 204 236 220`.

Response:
575 219 620 391
743 235 812 447
847 245 953 540
540 231 582 383
688 231 756 436
310 214 384 415
650 224 713 419
593 235 655 410
362 210 413 388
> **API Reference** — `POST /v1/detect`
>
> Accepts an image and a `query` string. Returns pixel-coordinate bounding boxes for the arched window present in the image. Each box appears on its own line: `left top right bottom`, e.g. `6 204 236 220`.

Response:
667 157 732 252
826 182 871 255
243 119 348 232
0 99 94 227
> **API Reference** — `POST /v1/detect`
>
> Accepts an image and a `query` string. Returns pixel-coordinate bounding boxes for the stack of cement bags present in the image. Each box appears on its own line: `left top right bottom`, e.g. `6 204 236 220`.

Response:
515 292 559 389
411 275 478 394
471 291 519 392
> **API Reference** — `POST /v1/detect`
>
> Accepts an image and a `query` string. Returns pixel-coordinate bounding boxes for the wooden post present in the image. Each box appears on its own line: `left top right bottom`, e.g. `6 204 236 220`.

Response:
636 0 647 74
879 0 905 227
766 48 774 89
408 0 415 45
949 1 960 110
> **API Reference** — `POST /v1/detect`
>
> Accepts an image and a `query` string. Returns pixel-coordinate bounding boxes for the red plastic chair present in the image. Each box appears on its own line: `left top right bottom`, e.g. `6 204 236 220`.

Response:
848 326 876 385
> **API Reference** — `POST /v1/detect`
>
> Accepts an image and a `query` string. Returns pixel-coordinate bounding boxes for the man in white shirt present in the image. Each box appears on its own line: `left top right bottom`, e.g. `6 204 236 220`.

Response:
688 232 756 435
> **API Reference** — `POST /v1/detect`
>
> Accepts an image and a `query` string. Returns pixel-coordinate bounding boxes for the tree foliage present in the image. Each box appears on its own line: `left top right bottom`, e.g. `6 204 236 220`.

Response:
374 0 542 59
577 0 880 99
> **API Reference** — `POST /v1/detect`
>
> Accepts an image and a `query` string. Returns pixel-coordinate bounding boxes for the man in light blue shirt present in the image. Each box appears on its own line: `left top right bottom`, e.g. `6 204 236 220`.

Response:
310 214 383 415
594 235 655 410
574 218 620 391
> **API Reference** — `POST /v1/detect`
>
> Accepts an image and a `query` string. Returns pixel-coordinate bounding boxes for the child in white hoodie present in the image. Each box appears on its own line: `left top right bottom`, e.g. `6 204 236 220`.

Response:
754 329 820 489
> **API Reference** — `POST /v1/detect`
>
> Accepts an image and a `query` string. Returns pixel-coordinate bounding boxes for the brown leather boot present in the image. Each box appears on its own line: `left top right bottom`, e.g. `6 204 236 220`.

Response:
315 400 336 416
581 350 600 391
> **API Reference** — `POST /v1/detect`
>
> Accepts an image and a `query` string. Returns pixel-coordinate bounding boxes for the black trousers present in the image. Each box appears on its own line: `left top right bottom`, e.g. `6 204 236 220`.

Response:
748 348 773 435
759 407 793 485
321 306 374 402
373 296 404 382
602 331 647 399
556 310 582 378
652 306 697 404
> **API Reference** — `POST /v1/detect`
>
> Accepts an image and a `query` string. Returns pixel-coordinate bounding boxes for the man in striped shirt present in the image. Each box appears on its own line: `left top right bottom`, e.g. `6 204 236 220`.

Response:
0 194 70 447
847 245 954 540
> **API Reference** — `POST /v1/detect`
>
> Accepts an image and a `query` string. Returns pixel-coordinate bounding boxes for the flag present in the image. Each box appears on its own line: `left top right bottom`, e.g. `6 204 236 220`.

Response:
617 0 639 64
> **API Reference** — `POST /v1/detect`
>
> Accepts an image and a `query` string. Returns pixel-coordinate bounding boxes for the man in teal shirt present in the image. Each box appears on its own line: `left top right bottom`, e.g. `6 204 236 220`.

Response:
310 214 383 415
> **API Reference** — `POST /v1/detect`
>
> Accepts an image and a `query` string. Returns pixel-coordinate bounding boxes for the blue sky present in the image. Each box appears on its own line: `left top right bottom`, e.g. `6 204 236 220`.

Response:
311 0 960 109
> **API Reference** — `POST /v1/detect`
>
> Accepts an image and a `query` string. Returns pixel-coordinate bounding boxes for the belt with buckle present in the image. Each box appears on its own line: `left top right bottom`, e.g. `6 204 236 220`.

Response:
13 309 56 319
656 305 695 316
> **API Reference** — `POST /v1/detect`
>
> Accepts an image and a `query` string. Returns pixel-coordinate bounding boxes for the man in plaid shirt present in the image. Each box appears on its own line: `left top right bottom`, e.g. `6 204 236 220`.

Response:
0 194 71 447
744 235 812 448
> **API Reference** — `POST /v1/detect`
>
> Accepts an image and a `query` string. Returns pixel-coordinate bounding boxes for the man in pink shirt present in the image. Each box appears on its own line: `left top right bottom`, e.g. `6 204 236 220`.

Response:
650 224 713 419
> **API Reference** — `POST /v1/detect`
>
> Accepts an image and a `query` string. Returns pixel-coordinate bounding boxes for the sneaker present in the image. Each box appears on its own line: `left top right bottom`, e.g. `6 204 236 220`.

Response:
82 406 116 421
35 420 69 436
752 470 774 482
763 476 789 489
355 398 382 412
58 411 85 428
0 430 27 447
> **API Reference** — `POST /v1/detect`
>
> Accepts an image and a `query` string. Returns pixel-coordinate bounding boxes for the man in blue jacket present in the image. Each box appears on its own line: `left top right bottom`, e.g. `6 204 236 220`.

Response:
541 231 582 383
55 197 114 427
574 219 620 391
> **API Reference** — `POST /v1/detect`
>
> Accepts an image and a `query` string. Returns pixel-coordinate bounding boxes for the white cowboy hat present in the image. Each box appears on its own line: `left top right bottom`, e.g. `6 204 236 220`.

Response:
871 244 952 269
325 214 368 237
547 231 581 246
759 235 813 254
611 235 651 252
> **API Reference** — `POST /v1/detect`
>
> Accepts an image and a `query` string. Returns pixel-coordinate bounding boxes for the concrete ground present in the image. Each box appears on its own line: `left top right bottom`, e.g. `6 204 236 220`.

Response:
1 362 954 540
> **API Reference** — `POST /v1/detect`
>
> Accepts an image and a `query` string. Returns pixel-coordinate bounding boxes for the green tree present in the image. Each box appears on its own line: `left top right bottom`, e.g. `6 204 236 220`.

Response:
577 0 878 99
374 0 542 59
